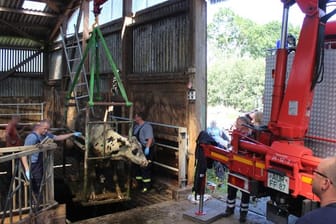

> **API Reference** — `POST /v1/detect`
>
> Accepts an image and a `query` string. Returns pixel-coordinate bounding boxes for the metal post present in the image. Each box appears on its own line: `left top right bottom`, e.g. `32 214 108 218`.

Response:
89 31 96 107
41 103 44 120
178 127 188 188
83 106 90 200
199 194 204 213
280 3 290 49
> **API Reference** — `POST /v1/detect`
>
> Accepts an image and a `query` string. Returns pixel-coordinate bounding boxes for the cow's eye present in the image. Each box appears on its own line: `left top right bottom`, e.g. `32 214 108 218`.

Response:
131 148 138 155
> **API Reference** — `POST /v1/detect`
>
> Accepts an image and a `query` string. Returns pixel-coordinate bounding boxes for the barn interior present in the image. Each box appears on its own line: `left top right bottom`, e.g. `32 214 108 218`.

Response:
0 0 209 222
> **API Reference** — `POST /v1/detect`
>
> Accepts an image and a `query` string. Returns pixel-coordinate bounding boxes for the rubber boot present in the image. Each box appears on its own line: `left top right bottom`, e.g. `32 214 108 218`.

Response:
136 179 143 191
239 211 247 223
223 207 234 217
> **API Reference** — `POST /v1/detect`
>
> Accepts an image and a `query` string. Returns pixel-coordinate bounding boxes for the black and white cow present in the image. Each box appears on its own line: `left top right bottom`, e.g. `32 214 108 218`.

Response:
90 124 148 167
87 124 148 200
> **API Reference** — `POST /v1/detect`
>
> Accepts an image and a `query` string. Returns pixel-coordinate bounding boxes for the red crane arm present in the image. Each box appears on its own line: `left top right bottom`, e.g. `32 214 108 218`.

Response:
270 0 321 138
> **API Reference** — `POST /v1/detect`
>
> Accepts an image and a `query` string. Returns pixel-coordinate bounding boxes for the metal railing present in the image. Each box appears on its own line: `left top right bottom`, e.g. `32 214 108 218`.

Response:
0 143 58 223
0 103 44 127
111 116 188 188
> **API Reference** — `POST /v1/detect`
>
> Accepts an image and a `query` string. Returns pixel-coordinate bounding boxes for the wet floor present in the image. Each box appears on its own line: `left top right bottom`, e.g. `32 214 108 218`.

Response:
72 195 300 224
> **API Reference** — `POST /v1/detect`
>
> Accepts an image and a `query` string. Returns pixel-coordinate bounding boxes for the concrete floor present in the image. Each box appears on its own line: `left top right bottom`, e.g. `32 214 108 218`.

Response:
72 196 299 224
69 175 300 224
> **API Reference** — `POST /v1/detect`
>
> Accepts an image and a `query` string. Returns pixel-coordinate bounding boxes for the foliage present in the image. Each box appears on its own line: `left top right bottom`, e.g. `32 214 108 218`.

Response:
208 8 300 58
206 167 227 196
207 7 300 111
207 55 265 111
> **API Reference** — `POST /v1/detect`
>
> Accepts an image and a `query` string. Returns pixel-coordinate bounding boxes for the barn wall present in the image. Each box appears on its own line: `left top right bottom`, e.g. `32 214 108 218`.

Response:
0 48 46 127
0 0 206 186
132 14 189 73
60 0 206 184
98 22 123 74
63 0 205 130
124 0 207 183
0 77 43 97
0 48 44 98
127 0 191 124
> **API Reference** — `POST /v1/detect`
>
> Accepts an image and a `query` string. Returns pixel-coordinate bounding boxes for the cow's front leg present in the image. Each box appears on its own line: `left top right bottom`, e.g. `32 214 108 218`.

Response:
88 163 98 200
113 171 123 199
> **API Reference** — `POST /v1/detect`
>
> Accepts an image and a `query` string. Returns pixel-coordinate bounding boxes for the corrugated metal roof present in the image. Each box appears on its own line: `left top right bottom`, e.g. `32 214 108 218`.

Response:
0 0 81 50
0 36 42 49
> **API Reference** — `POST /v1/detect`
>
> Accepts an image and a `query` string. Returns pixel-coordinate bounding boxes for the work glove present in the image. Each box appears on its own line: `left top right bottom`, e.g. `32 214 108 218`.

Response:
73 132 82 137
25 170 30 180
144 147 150 156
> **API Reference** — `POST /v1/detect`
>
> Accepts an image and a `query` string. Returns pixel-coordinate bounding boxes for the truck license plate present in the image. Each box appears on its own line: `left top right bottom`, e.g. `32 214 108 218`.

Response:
267 171 289 194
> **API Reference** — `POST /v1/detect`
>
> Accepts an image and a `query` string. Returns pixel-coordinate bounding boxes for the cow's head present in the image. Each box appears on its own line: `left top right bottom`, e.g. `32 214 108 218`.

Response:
90 124 148 167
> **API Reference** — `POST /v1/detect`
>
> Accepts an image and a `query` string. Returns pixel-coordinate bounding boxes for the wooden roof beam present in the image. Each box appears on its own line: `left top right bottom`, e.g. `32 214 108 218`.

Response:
39 0 61 13
3 21 50 31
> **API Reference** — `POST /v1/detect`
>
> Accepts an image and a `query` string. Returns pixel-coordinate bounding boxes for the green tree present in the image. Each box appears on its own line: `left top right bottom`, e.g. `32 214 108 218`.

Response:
208 56 264 111
207 7 300 111
208 8 300 58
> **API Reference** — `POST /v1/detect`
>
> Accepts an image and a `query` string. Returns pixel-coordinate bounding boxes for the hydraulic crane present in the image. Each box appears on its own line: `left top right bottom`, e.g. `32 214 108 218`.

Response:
193 0 336 222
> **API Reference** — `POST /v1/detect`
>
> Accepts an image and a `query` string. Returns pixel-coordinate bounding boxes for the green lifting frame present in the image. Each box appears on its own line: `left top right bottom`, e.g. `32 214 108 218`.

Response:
66 26 132 108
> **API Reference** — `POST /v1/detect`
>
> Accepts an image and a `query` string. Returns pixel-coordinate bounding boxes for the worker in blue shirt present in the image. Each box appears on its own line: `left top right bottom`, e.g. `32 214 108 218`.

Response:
133 111 154 193
21 119 81 197
206 120 229 148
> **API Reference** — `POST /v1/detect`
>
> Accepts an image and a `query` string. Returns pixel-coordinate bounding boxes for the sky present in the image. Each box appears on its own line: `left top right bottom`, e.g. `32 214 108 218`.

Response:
207 0 305 26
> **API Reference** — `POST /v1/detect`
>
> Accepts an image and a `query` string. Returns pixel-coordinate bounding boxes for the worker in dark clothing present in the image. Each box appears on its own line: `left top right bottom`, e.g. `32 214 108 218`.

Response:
0 145 10 211
224 185 250 222
296 156 336 224
192 131 217 200
133 111 154 193
223 115 253 223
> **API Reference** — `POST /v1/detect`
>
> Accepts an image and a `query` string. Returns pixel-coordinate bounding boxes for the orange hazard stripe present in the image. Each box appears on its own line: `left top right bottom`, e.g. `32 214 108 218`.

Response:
233 155 253 166
210 151 229 162
233 155 265 169
208 153 266 170
256 162 265 169
301 175 312 184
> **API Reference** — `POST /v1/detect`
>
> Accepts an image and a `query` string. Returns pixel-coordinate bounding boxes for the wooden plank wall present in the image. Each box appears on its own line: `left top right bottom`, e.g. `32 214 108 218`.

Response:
123 0 207 184
61 0 207 184
0 0 207 185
